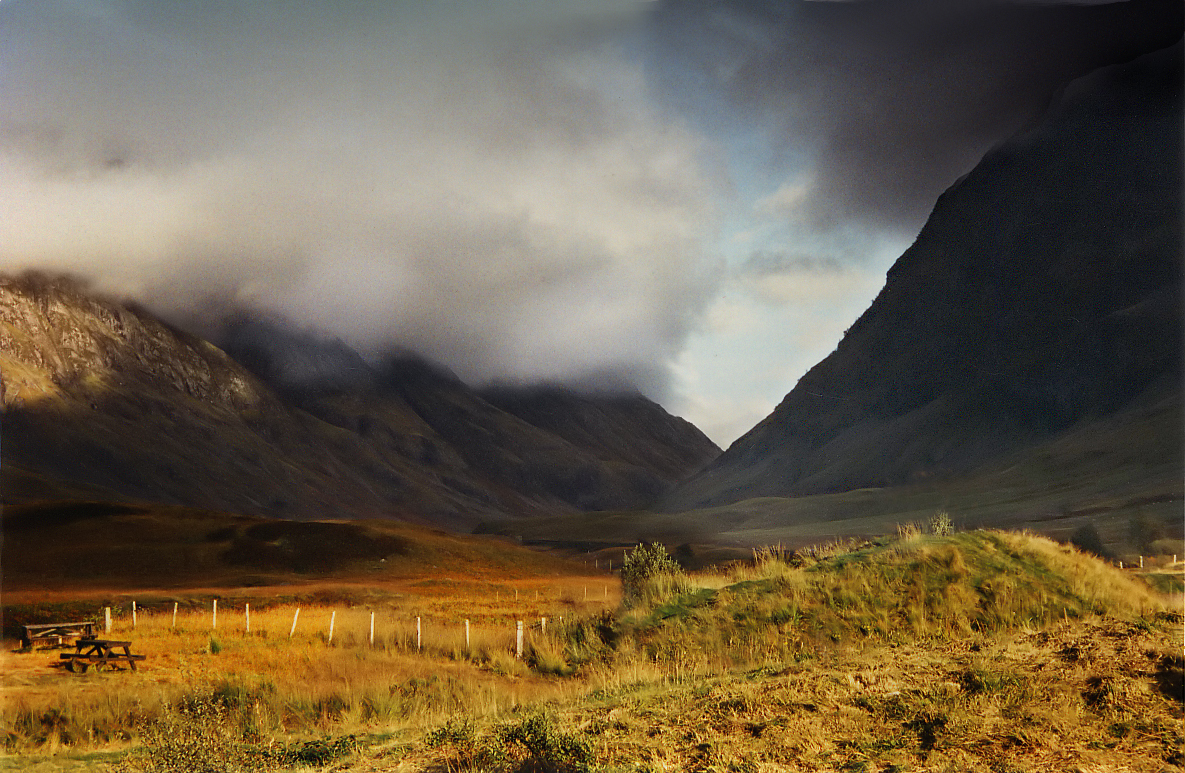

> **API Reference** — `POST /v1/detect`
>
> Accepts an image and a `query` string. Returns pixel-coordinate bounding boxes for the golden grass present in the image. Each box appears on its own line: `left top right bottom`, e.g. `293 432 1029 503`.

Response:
1 575 620 758
4 529 1181 772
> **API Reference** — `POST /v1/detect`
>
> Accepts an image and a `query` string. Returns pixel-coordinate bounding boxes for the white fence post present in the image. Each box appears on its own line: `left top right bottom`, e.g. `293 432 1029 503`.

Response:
246 603 250 634
132 601 137 629
172 602 177 629
212 599 218 630
369 612 375 647
516 620 523 659
416 617 422 652
541 616 547 634
289 607 300 639
328 611 336 644
105 607 112 634
465 619 470 650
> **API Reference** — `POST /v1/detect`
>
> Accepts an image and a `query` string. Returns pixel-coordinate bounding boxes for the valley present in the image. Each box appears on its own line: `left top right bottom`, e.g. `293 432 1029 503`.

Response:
1 12 1182 773
2 530 1181 772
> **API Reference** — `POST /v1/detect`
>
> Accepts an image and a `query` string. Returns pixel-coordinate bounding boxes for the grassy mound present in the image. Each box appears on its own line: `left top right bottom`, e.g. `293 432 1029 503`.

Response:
550 530 1172 676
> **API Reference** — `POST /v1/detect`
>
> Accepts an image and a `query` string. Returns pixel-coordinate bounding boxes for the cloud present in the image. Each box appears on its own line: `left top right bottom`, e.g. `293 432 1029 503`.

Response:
0 0 719 398
647 0 1184 235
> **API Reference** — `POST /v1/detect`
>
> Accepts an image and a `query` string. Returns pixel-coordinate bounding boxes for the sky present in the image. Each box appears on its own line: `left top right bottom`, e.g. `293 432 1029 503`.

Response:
1 0 1178 446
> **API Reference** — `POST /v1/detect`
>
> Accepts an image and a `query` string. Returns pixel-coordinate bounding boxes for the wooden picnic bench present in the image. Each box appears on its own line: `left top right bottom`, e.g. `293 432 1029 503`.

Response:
22 622 96 649
59 639 146 673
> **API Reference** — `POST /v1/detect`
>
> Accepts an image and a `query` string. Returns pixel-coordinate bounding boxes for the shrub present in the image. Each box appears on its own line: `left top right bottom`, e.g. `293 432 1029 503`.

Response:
118 697 272 773
1070 523 1111 559
929 512 954 537
493 712 593 773
620 543 685 606
425 713 593 773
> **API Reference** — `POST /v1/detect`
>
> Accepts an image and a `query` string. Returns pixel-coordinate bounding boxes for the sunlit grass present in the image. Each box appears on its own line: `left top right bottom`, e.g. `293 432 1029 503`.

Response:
4 530 1181 772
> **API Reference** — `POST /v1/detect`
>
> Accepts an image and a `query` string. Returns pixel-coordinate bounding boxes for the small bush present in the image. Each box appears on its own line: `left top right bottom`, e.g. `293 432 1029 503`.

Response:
1070 523 1111 559
929 512 954 537
118 697 272 773
283 735 359 766
424 713 593 773
621 543 685 606
493 712 594 773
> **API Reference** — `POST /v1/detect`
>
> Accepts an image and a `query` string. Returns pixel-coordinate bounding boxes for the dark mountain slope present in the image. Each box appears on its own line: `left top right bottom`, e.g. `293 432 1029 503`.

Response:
481 385 720 483
220 317 719 511
665 43 1183 511
1 279 717 526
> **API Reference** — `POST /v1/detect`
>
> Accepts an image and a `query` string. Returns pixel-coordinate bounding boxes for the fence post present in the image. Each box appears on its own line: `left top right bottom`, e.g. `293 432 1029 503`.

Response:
328 611 336 644
516 620 523 659
1139 555 1144 569
465 619 470 650
172 602 177 629
369 612 375 647
416 616 422 652
584 586 587 601
105 607 112 634
246 603 250 634
289 608 300 639
212 599 218 630
132 601 137 629
541 616 547 634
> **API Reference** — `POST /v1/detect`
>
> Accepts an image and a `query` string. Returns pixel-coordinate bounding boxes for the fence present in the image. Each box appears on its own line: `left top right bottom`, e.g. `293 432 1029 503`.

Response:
93 596 601 660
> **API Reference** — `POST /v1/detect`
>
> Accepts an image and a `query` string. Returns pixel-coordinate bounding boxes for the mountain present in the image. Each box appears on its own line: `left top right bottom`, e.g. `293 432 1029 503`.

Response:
481 384 721 486
664 42 1183 511
0 278 719 527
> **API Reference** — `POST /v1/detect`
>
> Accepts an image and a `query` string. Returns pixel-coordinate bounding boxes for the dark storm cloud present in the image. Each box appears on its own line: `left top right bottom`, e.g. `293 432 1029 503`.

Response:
646 0 1184 233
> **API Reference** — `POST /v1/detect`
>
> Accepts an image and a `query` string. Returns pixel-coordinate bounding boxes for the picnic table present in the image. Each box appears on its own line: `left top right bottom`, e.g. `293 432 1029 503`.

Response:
59 639 146 673
22 622 96 649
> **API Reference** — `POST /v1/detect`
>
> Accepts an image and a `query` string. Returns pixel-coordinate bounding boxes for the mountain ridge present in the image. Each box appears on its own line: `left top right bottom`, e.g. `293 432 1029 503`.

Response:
663 41 1183 512
0 275 720 527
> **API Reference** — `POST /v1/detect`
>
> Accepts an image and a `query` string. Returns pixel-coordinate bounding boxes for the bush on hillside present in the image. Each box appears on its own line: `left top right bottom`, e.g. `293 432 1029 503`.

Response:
620 543 685 606
929 511 954 536
1070 522 1112 559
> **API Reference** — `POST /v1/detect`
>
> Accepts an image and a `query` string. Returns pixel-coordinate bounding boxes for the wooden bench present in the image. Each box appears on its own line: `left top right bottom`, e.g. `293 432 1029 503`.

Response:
22 622 96 650
59 639 146 672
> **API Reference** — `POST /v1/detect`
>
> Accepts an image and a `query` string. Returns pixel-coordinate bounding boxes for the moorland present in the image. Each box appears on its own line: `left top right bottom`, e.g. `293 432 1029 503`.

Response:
2 508 1182 772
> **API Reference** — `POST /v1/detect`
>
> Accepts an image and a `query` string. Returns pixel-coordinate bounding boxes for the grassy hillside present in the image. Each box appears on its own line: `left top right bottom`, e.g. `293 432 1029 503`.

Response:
397 531 1182 772
6 529 1180 772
